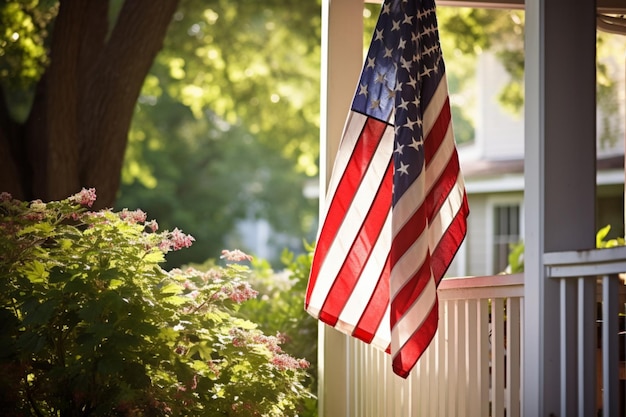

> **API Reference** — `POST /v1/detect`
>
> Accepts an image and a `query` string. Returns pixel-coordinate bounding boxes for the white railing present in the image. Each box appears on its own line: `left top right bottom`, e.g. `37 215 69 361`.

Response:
337 247 626 417
344 273 524 417
544 245 626 417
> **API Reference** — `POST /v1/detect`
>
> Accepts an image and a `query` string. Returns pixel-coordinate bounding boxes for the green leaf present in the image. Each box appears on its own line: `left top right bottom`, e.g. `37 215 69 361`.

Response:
596 224 611 247
16 222 55 237
16 331 47 354
162 295 189 306
109 278 124 289
23 260 49 283
160 282 183 295
143 250 165 264
63 277 89 294
48 266 68 284
158 327 179 343
22 298 59 327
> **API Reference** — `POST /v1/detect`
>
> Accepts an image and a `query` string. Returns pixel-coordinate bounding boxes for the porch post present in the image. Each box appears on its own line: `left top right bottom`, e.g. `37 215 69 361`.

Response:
319 0 363 416
523 0 596 416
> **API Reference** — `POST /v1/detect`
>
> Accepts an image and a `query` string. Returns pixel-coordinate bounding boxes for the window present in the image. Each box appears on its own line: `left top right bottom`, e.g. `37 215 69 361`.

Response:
492 204 521 274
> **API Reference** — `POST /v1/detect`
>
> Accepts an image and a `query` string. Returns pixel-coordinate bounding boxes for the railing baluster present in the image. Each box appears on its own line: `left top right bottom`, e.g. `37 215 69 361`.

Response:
465 299 479 416
478 298 490 417
438 300 449 416
577 276 596 417
518 297 526 416
456 299 467 417
491 298 505 417
430 319 441 417
506 297 521 417
602 274 619 415
560 277 578 416
448 300 458 416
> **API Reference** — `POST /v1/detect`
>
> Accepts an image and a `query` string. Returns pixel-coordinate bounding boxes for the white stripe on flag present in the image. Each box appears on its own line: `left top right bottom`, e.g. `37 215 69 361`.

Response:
307 122 394 314
323 112 373 206
428 175 466 251
390 228 430 298
337 211 391 329
390 273 437 353
422 75 450 137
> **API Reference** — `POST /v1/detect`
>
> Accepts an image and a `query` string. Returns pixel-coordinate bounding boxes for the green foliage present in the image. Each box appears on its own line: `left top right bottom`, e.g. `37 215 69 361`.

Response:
117 0 322 267
0 0 57 122
505 224 626 273
0 190 313 417
506 240 525 274
232 247 319 417
117 111 318 268
596 224 626 248
125 0 322 179
241 248 318 379
0 0 57 87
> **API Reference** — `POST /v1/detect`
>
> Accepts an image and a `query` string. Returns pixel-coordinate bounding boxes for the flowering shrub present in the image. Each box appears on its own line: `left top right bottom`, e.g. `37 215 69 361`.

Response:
236 249 318 417
0 190 313 417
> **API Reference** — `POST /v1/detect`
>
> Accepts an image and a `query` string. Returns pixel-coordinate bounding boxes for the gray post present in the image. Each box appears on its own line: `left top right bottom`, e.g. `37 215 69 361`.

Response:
523 0 597 416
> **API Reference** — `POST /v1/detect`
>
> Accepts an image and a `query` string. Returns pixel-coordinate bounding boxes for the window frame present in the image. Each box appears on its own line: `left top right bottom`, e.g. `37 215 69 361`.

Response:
486 194 524 275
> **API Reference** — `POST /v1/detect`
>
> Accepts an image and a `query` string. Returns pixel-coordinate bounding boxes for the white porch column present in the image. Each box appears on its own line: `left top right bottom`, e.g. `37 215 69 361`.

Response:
319 0 363 416
523 0 597 416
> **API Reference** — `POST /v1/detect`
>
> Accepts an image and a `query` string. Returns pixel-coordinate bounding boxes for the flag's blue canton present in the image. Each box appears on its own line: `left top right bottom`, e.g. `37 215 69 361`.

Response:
351 0 445 205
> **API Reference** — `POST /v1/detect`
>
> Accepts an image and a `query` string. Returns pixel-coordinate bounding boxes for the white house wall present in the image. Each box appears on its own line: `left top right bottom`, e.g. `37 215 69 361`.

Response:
475 52 525 160
465 194 489 275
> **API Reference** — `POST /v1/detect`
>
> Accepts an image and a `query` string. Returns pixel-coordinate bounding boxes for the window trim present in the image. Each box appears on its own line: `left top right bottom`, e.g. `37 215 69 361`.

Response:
486 194 524 275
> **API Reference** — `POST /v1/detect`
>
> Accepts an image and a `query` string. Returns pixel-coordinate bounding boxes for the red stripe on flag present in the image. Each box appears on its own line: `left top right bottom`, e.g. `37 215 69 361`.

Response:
352 254 391 343
391 298 439 378
389 252 432 324
423 97 451 163
431 194 469 283
318 160 393 326
427 154 460 220
390 202 428 265
306 117 388 308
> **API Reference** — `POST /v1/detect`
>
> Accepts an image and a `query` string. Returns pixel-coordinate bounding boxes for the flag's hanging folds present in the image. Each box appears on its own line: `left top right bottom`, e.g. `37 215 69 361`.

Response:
305 0 469 378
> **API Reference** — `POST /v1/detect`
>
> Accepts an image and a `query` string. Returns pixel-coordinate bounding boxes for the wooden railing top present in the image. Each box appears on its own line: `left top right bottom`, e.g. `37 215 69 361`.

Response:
438 273 524 300
544 245 626 278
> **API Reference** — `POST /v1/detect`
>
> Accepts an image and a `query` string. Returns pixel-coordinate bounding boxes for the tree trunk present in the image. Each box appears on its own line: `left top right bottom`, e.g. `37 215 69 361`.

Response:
0 0 180 208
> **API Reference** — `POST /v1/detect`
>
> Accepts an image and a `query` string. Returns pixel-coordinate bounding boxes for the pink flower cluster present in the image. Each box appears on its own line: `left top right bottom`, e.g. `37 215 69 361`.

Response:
69 187 97 207
249 332 285 353
220 249 253 262
211 281 258 304
145 219 158 232
119 208 147 224
271 354 310 371
24 200 46 221
228 328 309 372
159 228 195 252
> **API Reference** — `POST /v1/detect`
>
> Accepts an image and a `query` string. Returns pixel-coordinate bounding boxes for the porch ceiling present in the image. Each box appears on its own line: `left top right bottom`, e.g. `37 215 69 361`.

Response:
364 0 626 14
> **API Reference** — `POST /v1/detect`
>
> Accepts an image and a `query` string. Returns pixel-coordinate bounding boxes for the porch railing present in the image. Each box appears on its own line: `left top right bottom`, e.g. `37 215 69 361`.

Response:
344 273 524 417
543 245 626 417
339 246 626 417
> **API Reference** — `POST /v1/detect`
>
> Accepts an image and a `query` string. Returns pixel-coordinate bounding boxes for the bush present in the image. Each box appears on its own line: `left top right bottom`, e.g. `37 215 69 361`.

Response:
235 249 319 417
0 190 313 417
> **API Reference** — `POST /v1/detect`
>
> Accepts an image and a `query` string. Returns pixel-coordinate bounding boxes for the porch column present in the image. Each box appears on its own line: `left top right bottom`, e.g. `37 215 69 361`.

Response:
523 0 597 416
319 0 363 416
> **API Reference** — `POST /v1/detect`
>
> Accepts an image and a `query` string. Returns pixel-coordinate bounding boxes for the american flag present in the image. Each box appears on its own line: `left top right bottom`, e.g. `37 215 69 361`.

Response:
305 0 469 378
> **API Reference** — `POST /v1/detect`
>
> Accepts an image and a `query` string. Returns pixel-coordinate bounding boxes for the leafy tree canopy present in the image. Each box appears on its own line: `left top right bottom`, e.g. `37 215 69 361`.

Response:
116 0 322 266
